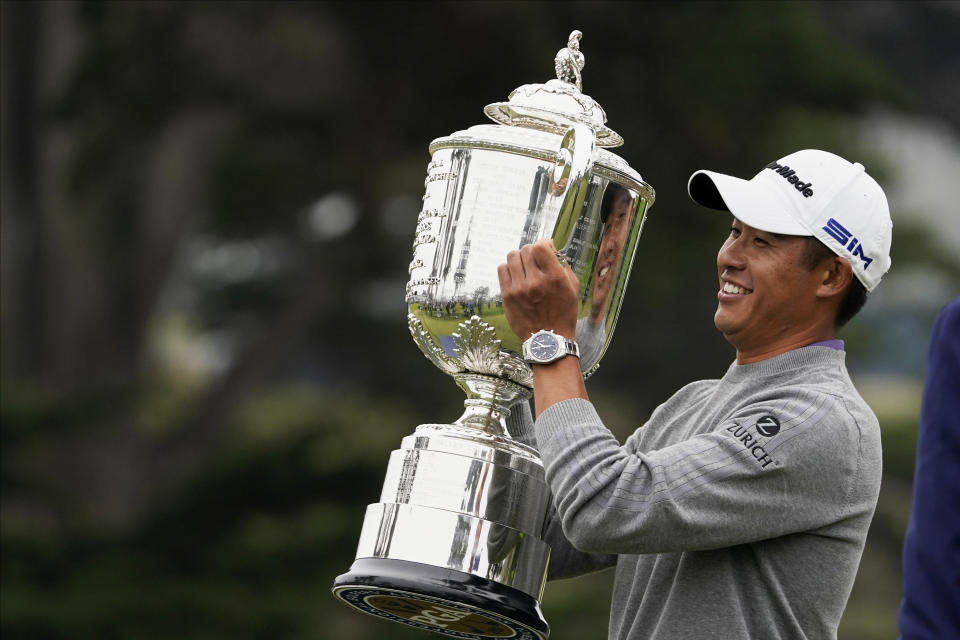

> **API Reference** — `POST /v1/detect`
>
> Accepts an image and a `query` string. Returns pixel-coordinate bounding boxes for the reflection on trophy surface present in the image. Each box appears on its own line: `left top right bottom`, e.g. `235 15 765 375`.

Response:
333 30 655 639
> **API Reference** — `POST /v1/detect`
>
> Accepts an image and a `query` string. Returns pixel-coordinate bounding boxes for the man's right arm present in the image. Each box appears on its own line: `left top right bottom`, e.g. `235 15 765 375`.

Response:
506 400 617 579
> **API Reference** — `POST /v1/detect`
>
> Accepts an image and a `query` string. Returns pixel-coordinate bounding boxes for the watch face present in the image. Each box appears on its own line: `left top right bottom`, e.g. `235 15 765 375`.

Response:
530 333 560 361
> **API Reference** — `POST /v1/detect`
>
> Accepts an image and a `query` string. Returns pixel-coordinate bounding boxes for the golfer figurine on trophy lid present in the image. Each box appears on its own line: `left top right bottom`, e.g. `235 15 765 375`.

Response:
333 30 655 639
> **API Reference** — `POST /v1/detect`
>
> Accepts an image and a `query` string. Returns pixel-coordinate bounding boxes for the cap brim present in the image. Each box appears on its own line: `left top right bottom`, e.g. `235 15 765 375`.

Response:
688 170 810 236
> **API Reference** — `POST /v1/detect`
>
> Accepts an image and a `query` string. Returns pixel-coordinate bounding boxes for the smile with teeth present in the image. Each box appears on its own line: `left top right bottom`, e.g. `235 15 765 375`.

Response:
722 281 752 295
599 265 611 278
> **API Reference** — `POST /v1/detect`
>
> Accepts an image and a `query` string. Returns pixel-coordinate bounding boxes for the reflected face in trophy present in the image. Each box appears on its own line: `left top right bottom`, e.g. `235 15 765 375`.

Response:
590 185 634 321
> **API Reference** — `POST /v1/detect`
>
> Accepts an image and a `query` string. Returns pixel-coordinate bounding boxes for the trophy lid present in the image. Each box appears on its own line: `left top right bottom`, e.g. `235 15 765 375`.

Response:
483 30 624 148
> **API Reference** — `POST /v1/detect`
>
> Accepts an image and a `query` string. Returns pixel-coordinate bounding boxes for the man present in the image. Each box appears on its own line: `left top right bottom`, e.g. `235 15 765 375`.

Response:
899 297 960 639
497 149 893 639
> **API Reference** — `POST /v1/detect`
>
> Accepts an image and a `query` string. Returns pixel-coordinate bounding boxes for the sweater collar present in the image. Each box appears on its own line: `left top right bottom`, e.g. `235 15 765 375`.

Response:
806 339 845 351
723 344 846 382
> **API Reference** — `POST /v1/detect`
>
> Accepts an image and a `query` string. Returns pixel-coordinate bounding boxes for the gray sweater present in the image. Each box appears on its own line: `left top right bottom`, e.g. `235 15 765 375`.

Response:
506 346 881 640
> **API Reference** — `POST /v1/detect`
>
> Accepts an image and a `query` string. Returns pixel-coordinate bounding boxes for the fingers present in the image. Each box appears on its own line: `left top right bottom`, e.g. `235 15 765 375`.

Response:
496 262 511 289
505 249 526 283
500 239 573 290
525 242 549 272
523 239 564 275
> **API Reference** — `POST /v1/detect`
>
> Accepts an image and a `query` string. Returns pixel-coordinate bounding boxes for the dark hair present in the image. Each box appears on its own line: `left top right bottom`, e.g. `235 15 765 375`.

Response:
801 238 867 328
600 184 627 224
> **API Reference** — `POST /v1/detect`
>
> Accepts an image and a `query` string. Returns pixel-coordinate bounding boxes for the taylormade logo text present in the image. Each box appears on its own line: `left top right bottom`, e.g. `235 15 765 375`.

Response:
765 162 814 197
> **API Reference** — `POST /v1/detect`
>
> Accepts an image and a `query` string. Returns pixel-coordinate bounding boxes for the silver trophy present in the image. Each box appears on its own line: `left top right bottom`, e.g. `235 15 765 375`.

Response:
333 31 654 639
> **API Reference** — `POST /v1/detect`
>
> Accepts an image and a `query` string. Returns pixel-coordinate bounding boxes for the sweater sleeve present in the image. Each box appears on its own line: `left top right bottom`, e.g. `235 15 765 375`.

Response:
534 394 872 555
505 399 617 578
504 399 538 448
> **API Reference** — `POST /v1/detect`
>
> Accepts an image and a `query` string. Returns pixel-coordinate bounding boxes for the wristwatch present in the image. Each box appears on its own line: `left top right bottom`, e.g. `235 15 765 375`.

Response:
522 329 580 365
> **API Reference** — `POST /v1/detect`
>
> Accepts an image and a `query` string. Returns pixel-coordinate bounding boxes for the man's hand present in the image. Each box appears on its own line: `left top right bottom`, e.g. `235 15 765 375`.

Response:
497 239 580 341
498 239 587 416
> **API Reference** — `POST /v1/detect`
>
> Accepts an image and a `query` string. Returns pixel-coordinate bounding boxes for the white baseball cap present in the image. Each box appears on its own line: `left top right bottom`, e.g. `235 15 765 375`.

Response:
687 149 893 291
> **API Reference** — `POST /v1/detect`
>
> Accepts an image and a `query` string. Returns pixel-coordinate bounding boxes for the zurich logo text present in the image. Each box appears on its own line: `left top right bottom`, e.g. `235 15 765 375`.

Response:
726 422 777 468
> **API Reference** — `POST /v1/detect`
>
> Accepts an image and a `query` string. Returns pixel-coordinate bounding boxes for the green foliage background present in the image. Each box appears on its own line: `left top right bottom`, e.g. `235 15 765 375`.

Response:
2 1 958 638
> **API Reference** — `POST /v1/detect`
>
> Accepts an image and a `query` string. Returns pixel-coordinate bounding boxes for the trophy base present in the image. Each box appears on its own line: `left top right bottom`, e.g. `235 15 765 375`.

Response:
333 557 549 640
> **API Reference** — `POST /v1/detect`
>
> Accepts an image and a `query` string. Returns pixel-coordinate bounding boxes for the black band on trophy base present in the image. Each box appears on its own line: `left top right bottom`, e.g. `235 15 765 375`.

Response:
332 558 549 640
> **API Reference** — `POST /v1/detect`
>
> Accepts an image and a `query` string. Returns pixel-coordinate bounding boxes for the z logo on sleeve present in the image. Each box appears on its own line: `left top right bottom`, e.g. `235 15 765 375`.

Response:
755 416 781 437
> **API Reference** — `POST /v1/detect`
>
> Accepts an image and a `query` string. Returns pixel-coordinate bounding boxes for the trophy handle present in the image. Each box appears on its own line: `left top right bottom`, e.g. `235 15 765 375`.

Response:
550 122 596 249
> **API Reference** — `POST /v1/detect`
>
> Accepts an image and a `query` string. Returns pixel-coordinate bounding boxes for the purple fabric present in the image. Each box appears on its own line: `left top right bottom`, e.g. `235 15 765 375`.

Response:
806 339 845 351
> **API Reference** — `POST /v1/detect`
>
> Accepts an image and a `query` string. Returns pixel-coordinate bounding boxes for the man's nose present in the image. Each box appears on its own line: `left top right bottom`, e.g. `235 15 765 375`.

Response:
718 237 747 271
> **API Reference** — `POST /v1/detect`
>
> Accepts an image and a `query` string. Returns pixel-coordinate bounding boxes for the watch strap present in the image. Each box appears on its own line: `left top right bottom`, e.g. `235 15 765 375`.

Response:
560 336 580 359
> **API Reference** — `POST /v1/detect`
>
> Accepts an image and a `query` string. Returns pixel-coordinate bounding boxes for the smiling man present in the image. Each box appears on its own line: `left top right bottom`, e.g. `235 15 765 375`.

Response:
497 149 893 640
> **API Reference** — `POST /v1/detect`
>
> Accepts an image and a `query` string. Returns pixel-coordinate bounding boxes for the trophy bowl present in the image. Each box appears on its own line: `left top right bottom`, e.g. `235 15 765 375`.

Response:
333 30 654 639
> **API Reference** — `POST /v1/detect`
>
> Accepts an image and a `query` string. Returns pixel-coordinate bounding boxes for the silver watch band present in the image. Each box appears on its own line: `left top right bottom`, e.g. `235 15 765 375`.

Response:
560 337 580 359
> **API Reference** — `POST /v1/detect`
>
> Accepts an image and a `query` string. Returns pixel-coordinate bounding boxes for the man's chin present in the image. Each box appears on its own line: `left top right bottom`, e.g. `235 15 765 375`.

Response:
713 308 727 332
713 310 741 340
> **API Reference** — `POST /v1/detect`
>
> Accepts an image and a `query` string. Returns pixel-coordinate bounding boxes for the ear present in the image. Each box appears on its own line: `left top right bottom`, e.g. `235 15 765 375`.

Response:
816 257 853 300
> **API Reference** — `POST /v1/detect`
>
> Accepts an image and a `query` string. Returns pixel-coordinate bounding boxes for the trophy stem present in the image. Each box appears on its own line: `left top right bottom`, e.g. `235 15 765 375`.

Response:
452 373 532 436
